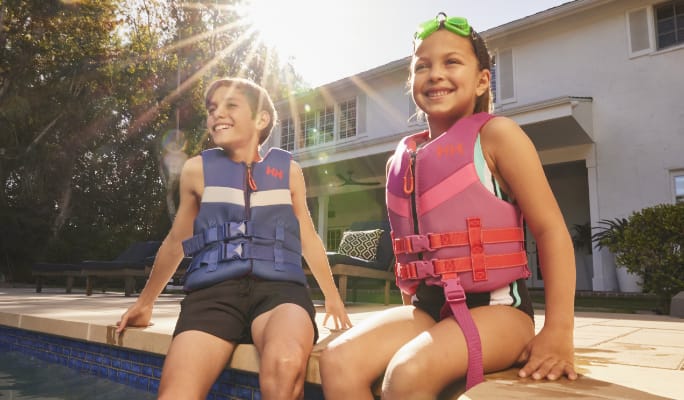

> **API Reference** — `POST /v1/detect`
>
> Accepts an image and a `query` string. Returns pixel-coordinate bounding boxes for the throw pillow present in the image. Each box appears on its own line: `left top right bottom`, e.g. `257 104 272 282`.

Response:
337 229 383 261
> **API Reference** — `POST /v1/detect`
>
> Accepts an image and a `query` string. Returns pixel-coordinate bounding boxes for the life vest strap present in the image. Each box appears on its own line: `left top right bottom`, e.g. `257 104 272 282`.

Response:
467 217 486 282
198 241 301 266
393 227 524 254
183 221 248 256
395 251 527 280
442 277 484 389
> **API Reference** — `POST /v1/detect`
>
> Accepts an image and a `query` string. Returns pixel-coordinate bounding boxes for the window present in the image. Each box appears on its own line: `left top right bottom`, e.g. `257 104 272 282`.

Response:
327 228 343 251
279 98 357 149
655 1 684 49
317 105 335 144
339 99 357 139
280 118 295 151
673 171 684 203
301 110 317 146
301 106 334 147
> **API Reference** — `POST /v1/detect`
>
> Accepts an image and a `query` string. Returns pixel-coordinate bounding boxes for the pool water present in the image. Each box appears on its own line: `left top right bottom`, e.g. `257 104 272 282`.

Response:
0 350 156 400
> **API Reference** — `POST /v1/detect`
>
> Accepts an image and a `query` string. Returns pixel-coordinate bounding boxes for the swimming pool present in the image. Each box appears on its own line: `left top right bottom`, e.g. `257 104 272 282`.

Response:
0 325 325 400
0 349 156 399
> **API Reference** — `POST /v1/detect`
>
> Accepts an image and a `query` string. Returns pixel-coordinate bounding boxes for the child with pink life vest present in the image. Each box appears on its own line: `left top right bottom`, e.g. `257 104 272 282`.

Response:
319 13 577 398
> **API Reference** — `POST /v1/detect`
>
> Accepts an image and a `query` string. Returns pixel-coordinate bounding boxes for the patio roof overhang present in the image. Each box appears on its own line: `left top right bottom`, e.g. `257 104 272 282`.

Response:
496 96 594 151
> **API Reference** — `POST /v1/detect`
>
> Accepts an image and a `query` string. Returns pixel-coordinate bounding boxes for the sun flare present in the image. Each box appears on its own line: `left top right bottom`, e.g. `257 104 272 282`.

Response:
238 0 324 64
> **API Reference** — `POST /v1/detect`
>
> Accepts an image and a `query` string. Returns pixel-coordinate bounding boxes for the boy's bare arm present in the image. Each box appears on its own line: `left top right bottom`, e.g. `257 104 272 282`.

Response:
117 156 201 331
289 161 352 329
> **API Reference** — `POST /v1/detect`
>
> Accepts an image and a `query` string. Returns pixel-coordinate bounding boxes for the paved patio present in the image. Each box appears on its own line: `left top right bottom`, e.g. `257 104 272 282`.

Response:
0 286 682 399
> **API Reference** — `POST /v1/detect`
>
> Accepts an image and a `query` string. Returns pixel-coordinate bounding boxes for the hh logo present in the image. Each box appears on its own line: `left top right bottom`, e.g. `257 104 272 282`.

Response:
266 165 283 180
436 143 463 157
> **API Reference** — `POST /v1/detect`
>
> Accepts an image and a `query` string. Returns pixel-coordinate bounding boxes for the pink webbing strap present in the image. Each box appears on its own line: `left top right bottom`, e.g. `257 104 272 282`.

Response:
443 277 484 390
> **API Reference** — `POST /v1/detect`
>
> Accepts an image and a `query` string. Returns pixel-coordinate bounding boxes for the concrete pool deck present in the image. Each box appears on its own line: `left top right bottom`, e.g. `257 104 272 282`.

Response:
0 286 682 399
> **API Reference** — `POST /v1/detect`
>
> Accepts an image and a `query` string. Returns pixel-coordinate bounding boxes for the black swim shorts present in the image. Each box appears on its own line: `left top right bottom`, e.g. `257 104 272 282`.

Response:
412 278 535 323
173 276 318 344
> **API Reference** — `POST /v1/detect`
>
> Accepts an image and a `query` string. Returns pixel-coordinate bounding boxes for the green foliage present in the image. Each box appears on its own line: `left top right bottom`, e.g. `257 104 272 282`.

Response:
614 204 684 314
591 217 629 253
0 0 303 281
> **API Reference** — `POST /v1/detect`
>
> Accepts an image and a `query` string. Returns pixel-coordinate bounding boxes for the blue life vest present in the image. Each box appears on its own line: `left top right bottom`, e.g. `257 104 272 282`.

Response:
181 147 305 291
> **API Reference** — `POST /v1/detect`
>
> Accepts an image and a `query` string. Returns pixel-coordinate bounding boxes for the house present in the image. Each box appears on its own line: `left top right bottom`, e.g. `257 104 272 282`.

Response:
267 0 684 293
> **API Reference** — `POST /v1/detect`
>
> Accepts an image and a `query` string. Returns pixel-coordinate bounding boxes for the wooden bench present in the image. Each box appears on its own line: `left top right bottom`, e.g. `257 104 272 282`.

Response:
32 241 162 296
32 263 83 294
306 220 396 305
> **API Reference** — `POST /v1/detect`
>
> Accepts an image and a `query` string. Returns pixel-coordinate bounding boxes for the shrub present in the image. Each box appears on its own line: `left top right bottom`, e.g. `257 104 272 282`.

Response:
615 204 684 314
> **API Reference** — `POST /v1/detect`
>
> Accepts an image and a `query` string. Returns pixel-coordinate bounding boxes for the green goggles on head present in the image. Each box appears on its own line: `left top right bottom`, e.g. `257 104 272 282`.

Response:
415 12 471 40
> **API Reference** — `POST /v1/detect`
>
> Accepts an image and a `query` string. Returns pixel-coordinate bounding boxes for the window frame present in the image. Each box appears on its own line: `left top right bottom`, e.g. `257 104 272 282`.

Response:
654 0 684 50
671 169 684 203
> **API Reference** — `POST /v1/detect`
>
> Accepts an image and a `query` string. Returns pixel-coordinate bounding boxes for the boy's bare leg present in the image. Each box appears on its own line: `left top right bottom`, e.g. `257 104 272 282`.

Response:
251 303 315 400
158 330 236 400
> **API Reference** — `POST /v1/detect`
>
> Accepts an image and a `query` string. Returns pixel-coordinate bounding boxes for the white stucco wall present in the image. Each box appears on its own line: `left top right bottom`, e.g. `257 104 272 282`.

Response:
487 0 684 220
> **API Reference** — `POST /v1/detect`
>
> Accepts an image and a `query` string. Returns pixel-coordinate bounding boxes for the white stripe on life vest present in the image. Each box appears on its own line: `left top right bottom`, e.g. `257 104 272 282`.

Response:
251 189 292 207
202 186 245 205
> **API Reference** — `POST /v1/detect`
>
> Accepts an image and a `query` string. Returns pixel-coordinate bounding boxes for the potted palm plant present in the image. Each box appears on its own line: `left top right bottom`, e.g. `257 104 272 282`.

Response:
591 217 641 292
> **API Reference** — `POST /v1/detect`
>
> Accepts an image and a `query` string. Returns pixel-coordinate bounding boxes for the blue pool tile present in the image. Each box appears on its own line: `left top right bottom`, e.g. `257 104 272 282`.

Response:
116 369 128 384
149 378 160 393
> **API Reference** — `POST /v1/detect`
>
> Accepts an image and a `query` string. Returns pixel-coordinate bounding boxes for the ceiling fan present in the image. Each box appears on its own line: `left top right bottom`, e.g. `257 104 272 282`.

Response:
336 170 381 187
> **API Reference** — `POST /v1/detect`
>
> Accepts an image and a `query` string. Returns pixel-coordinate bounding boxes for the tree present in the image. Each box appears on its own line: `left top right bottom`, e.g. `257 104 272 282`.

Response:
0 0 303 282
0 0 120 279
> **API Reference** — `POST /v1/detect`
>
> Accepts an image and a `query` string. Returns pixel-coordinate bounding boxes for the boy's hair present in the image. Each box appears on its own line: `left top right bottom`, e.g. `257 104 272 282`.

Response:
410 25 493 116
204 77 278 145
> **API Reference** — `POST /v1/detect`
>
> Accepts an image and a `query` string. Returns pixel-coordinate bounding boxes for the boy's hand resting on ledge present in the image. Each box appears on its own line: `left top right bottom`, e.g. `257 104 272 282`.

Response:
116 302 154 333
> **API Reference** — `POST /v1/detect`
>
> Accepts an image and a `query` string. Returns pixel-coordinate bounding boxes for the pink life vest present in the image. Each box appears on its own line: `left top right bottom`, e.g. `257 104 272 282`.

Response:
386 112 530 389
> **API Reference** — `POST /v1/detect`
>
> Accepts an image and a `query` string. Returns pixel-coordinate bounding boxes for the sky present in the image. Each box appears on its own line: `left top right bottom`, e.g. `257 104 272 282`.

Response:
244 0 573 87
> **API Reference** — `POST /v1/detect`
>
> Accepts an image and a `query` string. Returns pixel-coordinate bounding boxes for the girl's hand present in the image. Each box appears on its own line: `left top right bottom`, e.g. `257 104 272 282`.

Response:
322 295 352 331
517 325 577 381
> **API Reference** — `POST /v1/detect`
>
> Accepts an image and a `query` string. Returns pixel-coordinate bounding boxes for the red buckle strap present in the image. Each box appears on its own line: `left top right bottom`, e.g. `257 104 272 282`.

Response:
432 251 527 276
467 218 486 281
396 251 527 280
393 227 524 254
395 260 436 280
429 231 469 248
393 235 432 254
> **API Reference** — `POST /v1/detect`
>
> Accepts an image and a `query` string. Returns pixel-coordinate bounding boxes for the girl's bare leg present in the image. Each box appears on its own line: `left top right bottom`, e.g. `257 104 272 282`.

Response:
320 305 436 400
382 305 535 400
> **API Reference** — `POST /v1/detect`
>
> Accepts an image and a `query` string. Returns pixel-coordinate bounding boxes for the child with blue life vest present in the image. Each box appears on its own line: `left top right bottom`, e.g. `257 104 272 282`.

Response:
319 13 577 399
117 77 351 400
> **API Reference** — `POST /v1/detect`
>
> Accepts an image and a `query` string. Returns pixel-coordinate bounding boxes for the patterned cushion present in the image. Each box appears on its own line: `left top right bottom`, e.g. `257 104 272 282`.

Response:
337 229 383 261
